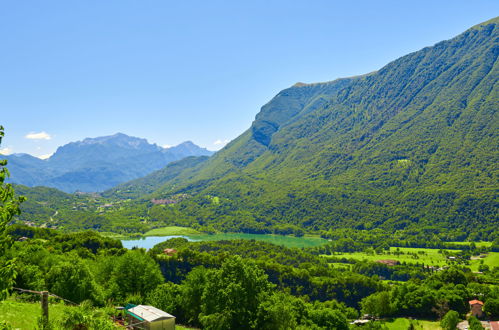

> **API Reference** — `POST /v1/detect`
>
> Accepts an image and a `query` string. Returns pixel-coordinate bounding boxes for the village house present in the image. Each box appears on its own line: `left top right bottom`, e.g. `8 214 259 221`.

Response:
163 248 177 256
375 259 400 266
469 300 484 318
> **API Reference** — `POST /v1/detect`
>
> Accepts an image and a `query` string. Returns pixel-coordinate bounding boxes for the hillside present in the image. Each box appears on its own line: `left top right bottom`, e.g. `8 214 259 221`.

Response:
4 133 213 193
108 17 498 239
103 155 210 199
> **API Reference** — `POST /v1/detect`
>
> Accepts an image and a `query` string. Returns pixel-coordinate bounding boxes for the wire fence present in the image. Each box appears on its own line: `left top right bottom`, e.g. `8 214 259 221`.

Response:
12 287 79 306
11 287 151 329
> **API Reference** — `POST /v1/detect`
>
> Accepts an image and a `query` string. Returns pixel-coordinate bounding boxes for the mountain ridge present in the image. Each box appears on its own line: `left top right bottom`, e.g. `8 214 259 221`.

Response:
106 17 498 238
4 133 214 193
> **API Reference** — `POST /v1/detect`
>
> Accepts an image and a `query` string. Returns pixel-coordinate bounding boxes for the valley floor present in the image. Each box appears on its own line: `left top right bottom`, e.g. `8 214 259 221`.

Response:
324 247 499 272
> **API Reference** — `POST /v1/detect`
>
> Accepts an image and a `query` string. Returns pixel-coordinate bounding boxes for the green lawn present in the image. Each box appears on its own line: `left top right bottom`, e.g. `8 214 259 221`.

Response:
144 226 202 236
380 318 441 330
482 251 499 267
469 252 499 271
382 317 411 329
450 241 492 248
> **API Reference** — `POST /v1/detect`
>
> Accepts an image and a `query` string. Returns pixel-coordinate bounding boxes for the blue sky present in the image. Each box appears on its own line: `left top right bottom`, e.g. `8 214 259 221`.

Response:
1 1 498 157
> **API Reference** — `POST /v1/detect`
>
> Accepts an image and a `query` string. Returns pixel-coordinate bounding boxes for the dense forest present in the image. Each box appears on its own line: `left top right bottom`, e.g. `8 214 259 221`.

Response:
1 224 499 329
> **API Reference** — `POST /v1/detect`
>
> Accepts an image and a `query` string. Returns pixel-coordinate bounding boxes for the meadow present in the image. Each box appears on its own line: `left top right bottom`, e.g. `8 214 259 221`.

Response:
380 318 441 329
144 226 202 236
325 247 499 270
0 299 73 328
469 252 499 271
326 247 455 266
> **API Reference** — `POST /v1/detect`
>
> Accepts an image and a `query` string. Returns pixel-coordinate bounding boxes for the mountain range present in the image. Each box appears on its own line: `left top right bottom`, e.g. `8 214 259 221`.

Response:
4 133 213 193
104 17 498 237
6 17 498 239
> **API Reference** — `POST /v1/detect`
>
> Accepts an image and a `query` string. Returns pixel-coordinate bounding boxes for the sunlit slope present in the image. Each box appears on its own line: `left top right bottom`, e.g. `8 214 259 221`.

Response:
115 18 498 235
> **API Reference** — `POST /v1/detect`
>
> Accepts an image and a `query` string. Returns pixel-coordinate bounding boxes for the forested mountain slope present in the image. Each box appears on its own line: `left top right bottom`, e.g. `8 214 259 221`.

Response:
103 156 210 199
111 18 498 238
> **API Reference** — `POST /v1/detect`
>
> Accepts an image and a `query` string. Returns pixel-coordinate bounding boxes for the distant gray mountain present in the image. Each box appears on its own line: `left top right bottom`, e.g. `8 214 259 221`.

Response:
3 133 213 192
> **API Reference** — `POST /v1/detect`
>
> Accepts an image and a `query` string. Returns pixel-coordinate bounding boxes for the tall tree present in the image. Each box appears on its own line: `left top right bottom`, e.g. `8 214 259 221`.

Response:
109 250 163 301
200 256 274 329
0 126 24 300
440 310 460 330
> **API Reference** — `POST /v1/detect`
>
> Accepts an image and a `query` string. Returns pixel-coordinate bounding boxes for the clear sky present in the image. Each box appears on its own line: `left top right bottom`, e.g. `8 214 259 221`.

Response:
1 1 498 158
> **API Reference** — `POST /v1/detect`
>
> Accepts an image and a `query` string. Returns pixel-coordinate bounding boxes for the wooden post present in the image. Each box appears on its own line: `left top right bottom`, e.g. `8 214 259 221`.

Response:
41 291 49 323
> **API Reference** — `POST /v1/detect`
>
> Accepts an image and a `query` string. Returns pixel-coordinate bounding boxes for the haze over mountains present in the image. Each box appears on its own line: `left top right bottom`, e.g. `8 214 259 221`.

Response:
4 133 213 193
106 17 498 236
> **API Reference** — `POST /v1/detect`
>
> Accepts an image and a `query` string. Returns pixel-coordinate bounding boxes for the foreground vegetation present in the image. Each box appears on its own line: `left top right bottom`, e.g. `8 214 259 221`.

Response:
0 299 116 329
1 223 498 329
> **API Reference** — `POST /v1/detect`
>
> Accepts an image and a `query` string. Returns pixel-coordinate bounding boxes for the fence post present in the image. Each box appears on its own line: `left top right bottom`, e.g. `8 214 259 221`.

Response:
41 291 49 323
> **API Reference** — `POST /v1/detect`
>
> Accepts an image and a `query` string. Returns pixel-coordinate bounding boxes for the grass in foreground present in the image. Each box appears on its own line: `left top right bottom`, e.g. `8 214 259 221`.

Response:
0 299 74 329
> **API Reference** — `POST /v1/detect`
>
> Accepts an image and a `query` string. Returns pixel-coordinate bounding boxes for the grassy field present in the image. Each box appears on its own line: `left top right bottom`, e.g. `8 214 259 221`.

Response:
0 299 76 329
324 247 499 271
450 241 492 248
469 252 499 271
326 247 454 266
380 318 441 329
99 231 128 239
144 226 202 236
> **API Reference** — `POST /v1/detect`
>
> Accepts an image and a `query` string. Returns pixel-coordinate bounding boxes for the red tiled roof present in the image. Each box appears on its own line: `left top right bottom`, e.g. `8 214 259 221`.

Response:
375 259 400 266
469 300 483 305
163 248 177 256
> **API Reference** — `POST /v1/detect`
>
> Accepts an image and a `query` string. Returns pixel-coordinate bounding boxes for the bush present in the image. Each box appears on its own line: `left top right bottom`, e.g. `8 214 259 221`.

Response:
440 310 459 330
468 316 484 330
483 298 499 318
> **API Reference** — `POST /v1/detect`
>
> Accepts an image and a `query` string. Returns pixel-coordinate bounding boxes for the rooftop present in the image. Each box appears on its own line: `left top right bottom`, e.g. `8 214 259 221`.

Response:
469 300 484 305
127 305 175 322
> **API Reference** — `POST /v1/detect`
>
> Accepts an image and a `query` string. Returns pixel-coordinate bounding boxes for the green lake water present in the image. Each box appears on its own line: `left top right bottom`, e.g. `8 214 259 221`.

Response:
121 233 328 250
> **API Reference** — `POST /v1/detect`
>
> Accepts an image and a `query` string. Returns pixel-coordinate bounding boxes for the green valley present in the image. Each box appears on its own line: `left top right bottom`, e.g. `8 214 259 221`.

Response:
1 15 498 330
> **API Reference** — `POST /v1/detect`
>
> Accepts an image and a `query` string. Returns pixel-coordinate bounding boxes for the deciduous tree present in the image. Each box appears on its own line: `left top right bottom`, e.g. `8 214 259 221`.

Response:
440 310 460 330
0 126 24 300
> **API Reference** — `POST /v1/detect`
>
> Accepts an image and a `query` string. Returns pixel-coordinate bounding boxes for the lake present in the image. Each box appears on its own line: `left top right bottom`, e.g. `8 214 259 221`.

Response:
121 233 328 250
